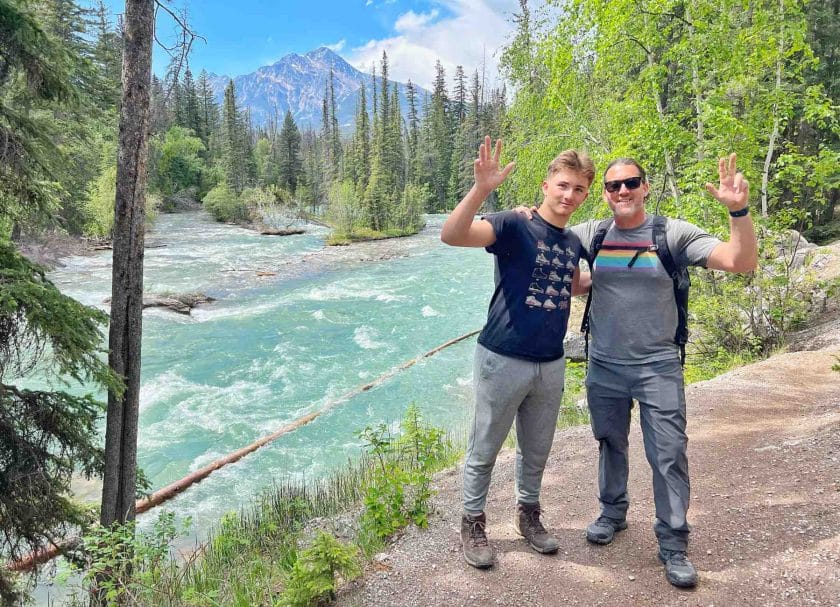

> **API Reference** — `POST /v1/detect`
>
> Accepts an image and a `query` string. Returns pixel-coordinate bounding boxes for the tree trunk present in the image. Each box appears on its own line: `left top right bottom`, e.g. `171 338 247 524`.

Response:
646 51 681 210
761 0 785 218
100 0 154 529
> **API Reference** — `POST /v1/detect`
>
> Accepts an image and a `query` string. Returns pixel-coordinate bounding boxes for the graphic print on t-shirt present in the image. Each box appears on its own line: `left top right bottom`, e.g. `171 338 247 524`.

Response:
594 239 660 272
526 244 575 311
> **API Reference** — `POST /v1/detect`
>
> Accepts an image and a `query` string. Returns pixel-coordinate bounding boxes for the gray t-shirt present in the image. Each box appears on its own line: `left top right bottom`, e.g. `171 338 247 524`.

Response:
571 216 721 365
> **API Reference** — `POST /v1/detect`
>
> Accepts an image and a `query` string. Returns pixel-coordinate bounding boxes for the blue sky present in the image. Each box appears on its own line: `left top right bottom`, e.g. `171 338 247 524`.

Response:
96 0 521 89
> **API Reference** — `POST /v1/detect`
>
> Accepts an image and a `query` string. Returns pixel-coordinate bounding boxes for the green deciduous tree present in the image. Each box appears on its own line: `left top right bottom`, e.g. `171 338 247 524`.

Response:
152 126 205 196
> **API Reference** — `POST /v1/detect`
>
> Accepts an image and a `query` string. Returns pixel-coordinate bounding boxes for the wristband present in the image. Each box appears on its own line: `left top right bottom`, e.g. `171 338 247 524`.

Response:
729 206 749 218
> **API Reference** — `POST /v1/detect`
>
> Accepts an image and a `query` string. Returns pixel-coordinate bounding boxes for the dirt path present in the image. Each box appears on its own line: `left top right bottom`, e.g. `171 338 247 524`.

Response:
336 348 840 607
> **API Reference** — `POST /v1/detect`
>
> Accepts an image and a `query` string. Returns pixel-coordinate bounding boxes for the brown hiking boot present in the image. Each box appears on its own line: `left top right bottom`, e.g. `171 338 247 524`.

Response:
514 502 560 554
461 512 493 568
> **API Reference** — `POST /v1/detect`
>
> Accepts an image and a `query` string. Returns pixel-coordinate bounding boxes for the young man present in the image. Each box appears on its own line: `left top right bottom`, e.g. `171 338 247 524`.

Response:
571 155 757 588
441 136 594 568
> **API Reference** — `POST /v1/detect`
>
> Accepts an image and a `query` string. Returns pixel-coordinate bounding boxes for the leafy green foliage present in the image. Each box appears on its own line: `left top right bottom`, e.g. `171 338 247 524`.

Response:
690 226 818 360
66 512 190 606
500 0 835 231
202 181 249 223
84 143 161 238
151 126 206 197
277 531 361 607
357 404 452 548
327 179 363 240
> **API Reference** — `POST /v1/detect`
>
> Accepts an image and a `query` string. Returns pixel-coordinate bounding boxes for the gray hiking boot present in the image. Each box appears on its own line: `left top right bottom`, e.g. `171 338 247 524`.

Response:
658 549 698 588
585 515 628 545
514 502 559 554
461 512 493 568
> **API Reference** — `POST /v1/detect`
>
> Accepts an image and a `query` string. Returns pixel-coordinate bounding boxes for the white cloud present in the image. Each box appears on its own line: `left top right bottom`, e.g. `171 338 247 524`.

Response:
394 9 439 33
348 0 519 91
325 39 346 52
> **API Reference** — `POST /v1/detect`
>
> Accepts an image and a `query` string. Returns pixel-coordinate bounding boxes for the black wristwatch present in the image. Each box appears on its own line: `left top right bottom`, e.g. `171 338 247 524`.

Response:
729 206 750 217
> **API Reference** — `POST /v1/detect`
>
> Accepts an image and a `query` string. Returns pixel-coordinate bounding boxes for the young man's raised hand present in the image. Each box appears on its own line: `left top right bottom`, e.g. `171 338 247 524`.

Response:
474 135 516 195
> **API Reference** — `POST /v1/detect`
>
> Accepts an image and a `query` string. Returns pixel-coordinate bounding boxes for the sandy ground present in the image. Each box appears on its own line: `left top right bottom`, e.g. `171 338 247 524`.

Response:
336 346 840 607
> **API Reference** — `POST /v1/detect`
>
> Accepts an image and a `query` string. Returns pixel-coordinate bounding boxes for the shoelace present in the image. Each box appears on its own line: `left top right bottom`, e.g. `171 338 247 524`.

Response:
664 551 689 565
528 510 547 534
469 520 488 546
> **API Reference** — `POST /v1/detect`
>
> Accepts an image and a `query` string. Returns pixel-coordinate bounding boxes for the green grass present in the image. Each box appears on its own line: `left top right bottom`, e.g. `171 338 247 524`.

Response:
326 225 423 245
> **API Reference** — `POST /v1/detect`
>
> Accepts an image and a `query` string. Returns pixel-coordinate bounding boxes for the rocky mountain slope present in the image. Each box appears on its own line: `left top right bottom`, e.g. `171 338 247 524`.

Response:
208 47 427 128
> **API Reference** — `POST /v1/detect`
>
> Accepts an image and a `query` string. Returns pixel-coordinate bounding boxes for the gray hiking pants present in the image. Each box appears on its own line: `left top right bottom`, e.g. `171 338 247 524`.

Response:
586 357 690 551
462 344 565 515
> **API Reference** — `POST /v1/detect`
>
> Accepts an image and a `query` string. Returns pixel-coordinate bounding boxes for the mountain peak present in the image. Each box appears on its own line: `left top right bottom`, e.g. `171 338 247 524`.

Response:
209 47 428 128
306 46 340 58
304 46 352 70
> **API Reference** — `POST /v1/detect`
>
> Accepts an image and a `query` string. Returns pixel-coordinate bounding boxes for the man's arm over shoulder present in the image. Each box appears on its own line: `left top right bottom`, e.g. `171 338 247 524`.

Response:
569 220 597 260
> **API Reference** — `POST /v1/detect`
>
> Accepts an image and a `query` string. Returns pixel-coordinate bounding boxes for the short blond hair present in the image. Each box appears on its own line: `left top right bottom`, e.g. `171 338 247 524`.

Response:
546 150 596 185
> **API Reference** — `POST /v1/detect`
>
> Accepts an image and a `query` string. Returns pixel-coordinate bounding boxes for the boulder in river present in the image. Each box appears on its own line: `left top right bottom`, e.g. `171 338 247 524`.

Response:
103 292 215 315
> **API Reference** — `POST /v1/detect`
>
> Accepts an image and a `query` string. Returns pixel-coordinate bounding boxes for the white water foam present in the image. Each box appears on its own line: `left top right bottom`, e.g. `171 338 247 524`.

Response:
189 299 281 322
139 369 189 411
421 305 440 317
297 285 405 303
353 326 385 350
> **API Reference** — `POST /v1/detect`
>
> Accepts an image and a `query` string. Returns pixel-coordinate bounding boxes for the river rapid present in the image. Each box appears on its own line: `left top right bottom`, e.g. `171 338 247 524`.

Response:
47 212 493 535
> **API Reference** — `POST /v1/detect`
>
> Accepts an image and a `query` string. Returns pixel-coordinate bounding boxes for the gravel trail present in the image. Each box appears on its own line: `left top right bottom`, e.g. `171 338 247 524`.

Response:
337 348 840 607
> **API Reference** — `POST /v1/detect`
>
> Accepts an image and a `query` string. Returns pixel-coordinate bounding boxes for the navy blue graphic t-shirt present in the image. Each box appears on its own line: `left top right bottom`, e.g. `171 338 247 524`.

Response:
477 210 583 362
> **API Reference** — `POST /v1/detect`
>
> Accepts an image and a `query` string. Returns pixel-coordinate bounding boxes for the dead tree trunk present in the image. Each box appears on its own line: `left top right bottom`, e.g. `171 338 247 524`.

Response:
100 0 154 529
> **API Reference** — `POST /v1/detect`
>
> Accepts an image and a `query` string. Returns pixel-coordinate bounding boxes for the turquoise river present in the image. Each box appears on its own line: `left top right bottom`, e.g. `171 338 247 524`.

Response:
46 212 494 536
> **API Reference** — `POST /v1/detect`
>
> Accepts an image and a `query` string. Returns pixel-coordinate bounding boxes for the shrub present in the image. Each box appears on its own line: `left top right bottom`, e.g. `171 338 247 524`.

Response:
276 531 360 607
327 180 362 239
690 226 819 360
202 182 249 223
356 404 452 550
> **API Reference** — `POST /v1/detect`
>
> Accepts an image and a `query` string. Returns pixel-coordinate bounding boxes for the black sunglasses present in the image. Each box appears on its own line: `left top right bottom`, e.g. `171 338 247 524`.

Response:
604 176 644 193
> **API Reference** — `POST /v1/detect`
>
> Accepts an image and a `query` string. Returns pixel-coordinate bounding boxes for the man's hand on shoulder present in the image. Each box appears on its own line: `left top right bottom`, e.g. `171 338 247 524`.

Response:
512 205 539 220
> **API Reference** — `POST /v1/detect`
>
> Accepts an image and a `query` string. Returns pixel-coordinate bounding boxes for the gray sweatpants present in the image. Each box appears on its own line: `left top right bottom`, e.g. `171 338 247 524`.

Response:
586 357 690 551
462 344 566 515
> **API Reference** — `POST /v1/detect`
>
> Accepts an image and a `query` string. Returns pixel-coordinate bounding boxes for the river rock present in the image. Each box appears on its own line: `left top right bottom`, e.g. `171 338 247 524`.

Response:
260 228 305 236
774 229 818 268
103 292 215 315
563 332 587 362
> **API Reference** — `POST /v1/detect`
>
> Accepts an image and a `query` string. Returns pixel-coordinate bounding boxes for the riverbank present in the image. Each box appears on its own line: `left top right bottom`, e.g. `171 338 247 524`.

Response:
15 231 105 270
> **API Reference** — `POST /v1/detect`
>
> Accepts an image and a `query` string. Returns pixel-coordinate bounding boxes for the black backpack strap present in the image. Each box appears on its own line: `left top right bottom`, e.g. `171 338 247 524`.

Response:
651 215 691 366
580 219 613 359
